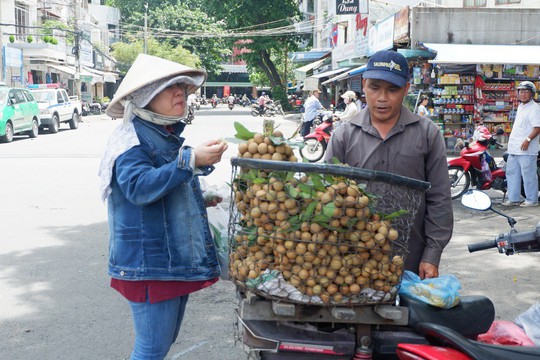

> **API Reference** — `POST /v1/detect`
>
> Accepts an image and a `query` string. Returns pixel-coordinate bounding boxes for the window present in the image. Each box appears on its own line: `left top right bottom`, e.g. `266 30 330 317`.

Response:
14 2 29 41
495 0 520 4
463 0 487 7
22 90 35 102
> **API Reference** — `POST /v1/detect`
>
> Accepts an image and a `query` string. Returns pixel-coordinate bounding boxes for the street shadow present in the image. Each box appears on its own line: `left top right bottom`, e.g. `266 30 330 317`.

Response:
0 221 132 360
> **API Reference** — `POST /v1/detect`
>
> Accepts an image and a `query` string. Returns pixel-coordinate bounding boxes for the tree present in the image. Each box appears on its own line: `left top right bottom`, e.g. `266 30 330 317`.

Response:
105 0 229 74
111 36 199 75
206 0 305 107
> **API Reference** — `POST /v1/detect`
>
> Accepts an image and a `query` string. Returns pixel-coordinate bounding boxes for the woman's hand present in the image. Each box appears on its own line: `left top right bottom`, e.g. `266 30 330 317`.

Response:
194 140 228 167
204 195 223 207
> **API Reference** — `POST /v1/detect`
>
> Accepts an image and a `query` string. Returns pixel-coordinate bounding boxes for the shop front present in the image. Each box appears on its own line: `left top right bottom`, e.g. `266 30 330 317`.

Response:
422 43 540 151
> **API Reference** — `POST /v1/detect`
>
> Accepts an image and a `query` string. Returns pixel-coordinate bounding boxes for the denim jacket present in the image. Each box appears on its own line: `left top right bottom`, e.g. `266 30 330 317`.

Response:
107 117 220 281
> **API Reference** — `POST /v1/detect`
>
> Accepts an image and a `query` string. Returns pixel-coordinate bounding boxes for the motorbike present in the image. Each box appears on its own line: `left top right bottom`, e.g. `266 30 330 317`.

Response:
185 105 194 125
397 189 540 360
251 103 274 117
448 136 506 199
448 136 540 200
299 111 335 162
211 98 219 108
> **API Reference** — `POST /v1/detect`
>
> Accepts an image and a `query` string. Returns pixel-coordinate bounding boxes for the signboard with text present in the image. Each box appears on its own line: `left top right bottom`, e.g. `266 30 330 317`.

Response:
368 15 395 55
335 0 368 15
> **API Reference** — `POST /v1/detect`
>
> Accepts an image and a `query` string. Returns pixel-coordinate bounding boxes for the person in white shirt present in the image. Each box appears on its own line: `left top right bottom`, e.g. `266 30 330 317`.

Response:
502 81 540 207
334 90 358 123
417 96 429 117
301 89 324 136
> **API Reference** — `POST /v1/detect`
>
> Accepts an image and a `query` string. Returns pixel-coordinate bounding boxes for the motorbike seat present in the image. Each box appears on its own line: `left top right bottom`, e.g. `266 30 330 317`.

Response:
417 322 540 360
401 294 494 338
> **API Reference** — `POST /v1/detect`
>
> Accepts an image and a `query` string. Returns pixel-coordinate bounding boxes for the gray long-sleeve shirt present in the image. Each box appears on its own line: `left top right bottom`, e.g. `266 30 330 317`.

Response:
324 105 453 272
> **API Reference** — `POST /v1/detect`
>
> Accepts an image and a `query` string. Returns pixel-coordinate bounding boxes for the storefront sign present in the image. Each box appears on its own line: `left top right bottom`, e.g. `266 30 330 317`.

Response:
331 42 355 68
355 14 369 57
394 7 409 43
3 46 23 67
368 15 395 55
335 0 368 15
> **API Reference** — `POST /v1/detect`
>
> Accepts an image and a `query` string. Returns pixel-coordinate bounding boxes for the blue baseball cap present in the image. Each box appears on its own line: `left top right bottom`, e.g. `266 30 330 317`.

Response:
363 50 409 87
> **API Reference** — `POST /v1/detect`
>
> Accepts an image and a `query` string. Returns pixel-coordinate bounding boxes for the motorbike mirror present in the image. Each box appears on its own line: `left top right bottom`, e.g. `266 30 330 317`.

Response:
461 189 518 228
461 189 491 211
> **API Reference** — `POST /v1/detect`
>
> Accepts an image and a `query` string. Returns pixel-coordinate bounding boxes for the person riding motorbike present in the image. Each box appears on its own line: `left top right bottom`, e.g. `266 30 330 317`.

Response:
332 90 358 126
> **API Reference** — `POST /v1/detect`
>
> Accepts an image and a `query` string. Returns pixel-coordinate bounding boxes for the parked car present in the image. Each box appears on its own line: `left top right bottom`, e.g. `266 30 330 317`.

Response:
29 84 81 133
0 83 40 143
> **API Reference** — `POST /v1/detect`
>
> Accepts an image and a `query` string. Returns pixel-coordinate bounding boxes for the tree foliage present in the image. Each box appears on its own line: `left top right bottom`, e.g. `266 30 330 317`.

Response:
105 0 228 74
111 37 199 75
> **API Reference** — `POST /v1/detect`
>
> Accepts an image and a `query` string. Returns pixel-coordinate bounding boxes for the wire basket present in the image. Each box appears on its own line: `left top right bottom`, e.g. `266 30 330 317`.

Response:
228 158 430 306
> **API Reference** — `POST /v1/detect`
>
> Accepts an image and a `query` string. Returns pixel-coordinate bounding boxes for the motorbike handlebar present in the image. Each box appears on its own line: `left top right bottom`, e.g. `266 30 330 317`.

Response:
467 223 540 255
468 239 498 253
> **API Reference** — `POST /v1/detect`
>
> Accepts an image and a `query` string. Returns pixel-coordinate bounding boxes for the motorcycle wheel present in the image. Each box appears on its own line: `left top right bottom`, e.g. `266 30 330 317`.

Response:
212 102 217 108
300 139 326 163
251 109 259 117
448 166 471 199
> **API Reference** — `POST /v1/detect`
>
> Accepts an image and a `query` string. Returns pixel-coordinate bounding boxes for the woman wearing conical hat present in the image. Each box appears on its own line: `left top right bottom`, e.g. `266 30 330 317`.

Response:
99 54 228 359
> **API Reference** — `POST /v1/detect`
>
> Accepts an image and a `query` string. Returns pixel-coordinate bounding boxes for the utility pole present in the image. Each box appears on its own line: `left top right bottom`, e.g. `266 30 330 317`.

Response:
73 0 81 100
143 3 148 54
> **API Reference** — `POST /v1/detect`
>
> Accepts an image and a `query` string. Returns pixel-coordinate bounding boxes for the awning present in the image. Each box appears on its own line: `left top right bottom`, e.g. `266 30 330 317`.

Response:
321 65 367 85
83 66 118 83
48 64 95 80
293 58 326 80
349 65 368 77
310 67 350 79
424 43 540 65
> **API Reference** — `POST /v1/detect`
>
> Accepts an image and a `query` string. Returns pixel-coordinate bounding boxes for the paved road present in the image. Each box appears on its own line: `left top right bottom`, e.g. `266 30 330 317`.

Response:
0 105 538 359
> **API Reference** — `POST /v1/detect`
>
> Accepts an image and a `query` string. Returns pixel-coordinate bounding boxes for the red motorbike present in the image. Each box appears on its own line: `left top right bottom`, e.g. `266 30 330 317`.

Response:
299 111 335 162
397 189 540 360
448 138 507 199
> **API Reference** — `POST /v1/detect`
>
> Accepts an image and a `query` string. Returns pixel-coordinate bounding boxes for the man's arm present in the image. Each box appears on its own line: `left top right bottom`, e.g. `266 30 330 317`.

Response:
420 124 454 278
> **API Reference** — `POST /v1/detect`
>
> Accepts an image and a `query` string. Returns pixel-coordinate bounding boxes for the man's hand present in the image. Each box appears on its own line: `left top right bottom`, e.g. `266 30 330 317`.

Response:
194 140 228 167
520 139 530 151
419 262 439 279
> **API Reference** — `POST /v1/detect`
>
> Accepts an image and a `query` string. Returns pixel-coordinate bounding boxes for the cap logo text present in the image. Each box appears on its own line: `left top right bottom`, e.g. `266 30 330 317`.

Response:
373 60 402 72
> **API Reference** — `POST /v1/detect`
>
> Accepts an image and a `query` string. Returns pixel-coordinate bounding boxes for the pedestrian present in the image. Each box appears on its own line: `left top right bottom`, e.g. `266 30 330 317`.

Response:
300 88 323 137
417 95 430 117
99 53 228 360
324 50 453 279
502 81 540 207
333 90 358 123
354 91 364 110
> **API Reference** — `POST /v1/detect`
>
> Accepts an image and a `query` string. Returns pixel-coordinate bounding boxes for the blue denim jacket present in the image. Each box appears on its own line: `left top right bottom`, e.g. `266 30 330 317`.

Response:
107 117 220 281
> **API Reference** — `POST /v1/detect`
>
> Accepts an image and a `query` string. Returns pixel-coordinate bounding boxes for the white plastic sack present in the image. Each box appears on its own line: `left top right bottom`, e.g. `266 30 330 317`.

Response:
515 302 540 346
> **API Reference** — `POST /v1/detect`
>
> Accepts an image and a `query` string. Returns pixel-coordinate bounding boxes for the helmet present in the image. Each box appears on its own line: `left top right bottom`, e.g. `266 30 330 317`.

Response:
341 90 357 101
517 81 536 94
262 92 266 95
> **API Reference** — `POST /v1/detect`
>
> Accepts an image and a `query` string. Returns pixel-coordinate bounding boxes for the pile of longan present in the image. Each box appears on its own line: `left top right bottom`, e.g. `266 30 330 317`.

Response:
229 169 405 305
237 132 298 163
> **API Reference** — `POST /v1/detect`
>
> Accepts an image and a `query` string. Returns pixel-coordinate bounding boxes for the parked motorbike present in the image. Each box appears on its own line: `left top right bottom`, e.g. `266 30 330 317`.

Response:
448 138 506 199
448 136 540 200
397 189 540 360
299 111 335 162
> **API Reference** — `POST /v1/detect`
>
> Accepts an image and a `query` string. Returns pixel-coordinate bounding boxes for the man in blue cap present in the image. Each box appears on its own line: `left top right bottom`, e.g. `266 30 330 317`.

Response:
325 50 453 280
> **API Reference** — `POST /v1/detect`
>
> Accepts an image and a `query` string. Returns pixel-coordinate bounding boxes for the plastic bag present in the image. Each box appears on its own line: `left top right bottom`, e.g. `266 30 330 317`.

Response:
515 302 540 346
480 154 492 182
206 204 230 280
477 320 535 346
399 270 461 309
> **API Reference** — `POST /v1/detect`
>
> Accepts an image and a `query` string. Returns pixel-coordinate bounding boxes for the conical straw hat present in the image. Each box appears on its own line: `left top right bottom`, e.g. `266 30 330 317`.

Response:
106 54 207 118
